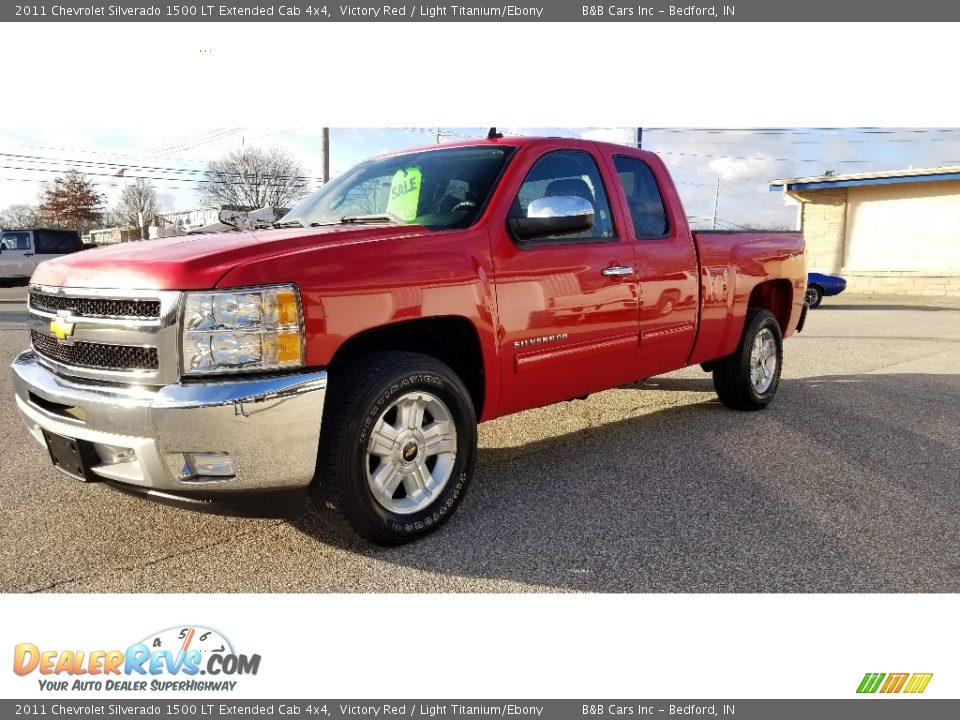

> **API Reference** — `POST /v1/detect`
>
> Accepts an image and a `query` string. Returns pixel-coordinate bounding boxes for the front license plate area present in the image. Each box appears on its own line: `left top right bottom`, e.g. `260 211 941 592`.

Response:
42 430 95 481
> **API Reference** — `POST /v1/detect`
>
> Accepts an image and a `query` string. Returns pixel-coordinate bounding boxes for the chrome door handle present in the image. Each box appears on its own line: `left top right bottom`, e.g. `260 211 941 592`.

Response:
601 265 633 277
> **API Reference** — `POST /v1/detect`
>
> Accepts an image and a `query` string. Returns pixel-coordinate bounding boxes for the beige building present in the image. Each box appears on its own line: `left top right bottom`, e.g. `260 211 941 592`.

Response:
770 167 960 296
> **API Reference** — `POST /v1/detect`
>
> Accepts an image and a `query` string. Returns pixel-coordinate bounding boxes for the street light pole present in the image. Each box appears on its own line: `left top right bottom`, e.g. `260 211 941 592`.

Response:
322 127 330 184
711 177 720 230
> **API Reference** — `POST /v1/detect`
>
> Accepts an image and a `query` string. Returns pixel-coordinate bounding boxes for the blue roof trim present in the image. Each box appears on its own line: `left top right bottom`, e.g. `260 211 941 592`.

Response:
782 172 960 192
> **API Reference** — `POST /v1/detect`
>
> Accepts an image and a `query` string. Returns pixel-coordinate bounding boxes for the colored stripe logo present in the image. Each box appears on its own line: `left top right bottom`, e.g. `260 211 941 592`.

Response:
857 672 933 694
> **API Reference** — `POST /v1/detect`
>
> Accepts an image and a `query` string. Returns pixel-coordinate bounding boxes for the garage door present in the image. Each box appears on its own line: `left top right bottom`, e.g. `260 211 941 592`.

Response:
844 180 960 271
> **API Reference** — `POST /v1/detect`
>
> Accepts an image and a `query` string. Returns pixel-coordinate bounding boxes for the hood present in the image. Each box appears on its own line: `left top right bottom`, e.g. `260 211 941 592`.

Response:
30 224 426 290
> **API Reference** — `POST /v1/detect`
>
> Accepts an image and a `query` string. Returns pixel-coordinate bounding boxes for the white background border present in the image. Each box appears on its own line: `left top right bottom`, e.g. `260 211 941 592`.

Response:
3 594 957 698
3 19 958 701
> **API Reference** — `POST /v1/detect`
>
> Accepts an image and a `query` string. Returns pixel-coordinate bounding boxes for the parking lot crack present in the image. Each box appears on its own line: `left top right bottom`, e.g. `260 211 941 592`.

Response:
22 520 287 593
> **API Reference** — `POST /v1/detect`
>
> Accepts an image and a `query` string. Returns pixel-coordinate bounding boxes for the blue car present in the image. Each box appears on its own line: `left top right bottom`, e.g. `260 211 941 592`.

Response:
805 272 847 308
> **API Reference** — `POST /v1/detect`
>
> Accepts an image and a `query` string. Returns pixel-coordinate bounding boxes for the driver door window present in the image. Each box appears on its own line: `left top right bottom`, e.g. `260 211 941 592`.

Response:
509 150 616 242
1 232 31 251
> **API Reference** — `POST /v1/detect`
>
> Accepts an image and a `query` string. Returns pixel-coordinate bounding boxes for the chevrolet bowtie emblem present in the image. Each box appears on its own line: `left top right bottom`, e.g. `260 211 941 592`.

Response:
49 317 76 340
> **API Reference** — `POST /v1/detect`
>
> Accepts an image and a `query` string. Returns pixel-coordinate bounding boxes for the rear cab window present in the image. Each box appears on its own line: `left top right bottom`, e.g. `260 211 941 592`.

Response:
613 155 669 238
35 230 82 254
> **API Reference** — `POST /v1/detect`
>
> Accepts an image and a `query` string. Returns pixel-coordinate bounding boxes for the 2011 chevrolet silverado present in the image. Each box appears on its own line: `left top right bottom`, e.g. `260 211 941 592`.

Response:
11 136 806 544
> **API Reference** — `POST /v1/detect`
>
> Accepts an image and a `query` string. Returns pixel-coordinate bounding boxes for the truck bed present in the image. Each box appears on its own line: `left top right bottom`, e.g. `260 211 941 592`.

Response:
689 230 806 366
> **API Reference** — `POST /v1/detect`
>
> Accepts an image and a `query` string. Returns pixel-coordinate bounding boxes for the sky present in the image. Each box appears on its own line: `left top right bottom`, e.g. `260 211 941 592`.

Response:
2 126 960 230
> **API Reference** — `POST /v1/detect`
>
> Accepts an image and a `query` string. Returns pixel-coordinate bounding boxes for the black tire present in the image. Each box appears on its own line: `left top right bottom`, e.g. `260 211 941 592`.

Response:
712 308 783 411
804 284 823 308
311 351 477 545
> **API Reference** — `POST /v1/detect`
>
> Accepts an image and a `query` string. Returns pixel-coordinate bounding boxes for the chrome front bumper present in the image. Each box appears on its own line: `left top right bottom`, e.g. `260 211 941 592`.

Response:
11 350 327 494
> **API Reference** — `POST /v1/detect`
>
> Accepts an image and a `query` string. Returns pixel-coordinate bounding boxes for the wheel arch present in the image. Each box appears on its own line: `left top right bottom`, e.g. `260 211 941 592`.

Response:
748 279 793 332
328 316 486 417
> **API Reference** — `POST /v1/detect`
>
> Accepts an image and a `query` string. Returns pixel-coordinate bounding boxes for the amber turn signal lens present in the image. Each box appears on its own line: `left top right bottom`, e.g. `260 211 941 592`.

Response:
276 290 299 326
276 332 302 363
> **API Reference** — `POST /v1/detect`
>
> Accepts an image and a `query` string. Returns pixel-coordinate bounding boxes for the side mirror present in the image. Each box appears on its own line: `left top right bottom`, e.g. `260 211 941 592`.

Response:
509 195 595 241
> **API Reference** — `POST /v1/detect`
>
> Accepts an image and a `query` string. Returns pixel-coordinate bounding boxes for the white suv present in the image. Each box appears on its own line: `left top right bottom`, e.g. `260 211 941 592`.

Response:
0 229 84 282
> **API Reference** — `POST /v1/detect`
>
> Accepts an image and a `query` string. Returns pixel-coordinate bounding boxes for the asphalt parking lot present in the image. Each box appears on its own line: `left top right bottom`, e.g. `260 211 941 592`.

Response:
1 287 958 593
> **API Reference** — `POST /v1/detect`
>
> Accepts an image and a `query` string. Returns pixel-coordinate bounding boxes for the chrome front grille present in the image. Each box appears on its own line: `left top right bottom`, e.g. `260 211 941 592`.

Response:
30 330 159 371
28 286 181 384
29 292 161 320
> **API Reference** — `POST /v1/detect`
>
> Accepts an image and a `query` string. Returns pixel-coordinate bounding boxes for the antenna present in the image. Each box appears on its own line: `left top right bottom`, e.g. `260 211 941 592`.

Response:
487 127 503 139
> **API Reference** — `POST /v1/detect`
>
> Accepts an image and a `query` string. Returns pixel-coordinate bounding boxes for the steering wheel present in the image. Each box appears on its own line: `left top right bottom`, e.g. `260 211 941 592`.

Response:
449 200 477 213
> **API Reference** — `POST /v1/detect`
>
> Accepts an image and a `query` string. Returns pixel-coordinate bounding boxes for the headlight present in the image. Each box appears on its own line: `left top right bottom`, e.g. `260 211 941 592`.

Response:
181 285 304 376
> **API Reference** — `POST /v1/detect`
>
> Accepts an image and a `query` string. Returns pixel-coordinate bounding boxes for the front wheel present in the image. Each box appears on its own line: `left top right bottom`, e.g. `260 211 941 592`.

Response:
312 352 477 545
712 308 783 411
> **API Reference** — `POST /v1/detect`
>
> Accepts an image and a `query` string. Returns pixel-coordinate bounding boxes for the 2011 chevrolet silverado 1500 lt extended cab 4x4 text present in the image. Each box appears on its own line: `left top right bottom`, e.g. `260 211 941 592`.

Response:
11 137 806 544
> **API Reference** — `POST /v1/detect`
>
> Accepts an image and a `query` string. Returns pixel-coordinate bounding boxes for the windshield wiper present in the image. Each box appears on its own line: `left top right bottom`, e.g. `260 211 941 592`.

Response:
273 220 342 229
274 216 405 228
339 213 406 225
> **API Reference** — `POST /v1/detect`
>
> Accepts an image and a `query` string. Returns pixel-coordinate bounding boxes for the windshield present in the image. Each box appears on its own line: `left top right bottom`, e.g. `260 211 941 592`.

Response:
279 145 515 230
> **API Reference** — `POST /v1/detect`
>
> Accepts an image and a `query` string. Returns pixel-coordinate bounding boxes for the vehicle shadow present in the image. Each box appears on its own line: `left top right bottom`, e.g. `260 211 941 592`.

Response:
289 371 960 593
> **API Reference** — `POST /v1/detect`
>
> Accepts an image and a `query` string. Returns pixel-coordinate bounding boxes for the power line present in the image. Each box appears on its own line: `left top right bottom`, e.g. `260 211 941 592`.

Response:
0 152 325 181
650 136 960 147
714 216 749 230
646 127 960 136
667 163 772 184
145 127 246 156
646 128 960 145
656 149 960 164
0 164 319 188
1 139 233 165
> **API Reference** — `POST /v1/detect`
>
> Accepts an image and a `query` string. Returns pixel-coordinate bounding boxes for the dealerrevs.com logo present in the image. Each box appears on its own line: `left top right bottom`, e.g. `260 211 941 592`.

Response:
13 626 261 693
857 672 933 694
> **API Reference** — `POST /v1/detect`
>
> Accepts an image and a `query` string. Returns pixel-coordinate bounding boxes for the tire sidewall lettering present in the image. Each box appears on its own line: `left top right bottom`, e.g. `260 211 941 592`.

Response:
358 373 445 447
388 470 468 535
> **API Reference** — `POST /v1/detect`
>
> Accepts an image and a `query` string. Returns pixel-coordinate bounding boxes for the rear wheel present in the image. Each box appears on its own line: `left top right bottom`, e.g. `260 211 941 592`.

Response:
712 308 783 411
804 284 823 308
312 351 477 545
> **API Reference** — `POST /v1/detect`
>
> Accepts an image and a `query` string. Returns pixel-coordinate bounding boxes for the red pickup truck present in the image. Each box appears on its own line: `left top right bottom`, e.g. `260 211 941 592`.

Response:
11 137 806 544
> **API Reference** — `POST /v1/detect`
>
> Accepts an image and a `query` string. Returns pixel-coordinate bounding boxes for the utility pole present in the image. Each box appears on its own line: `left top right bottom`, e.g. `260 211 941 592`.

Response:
435 127 443 144
711 177 720 230
321 127 330 184
636 127 643 149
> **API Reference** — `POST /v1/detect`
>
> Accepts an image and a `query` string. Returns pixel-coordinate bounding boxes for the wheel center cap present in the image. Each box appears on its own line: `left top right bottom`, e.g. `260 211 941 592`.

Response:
402 441 419 462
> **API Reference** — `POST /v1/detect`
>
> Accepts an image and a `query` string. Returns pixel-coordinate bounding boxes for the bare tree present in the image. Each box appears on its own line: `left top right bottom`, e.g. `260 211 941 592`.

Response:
201 146 311 211
114 178 161 240
38 170 105 234
0 203 41 229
